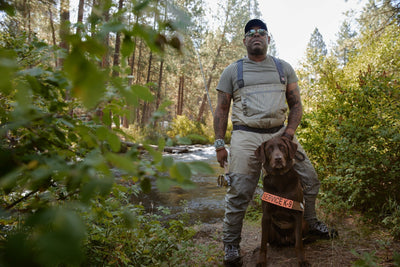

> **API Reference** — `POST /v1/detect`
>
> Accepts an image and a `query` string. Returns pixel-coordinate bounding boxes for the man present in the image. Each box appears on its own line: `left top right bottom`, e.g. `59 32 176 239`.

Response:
213 19 336 266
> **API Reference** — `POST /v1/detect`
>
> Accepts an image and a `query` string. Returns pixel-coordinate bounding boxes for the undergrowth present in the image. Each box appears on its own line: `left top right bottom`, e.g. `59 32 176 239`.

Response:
81 183 202 266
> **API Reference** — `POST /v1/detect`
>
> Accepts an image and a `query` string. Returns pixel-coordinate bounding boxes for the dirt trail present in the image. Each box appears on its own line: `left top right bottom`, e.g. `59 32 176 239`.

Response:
193 215 400 266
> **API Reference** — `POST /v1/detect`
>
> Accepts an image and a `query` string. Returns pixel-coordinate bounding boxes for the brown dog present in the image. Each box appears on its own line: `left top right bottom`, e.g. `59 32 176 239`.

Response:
255 136 310 267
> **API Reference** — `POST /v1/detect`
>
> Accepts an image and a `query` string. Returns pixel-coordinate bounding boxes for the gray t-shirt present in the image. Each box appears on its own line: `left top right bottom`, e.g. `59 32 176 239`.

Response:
216 55 298 94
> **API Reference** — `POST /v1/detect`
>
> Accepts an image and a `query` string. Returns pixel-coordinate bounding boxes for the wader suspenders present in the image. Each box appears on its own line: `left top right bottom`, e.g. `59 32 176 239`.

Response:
236 56 286 88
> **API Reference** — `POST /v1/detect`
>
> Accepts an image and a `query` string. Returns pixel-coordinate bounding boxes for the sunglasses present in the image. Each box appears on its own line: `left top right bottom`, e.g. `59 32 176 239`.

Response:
245 29 268 37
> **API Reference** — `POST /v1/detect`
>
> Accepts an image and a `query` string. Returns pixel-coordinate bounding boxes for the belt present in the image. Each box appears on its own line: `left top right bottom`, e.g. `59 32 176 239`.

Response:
232 124 283 134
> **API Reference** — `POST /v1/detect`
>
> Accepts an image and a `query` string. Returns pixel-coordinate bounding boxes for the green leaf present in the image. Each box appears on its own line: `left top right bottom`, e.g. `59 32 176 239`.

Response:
156 177 177 192
0 168 22 193
102 21 125 33
96 126 108 141
121 34 135 58
64 48 105 109
105 153 137 173
21 67 44 77
112 114 120 129
132 0 151 13
131 85 154 102
188 161 214 175
169 162 191 182
102 108 112 127
140 177 151 194
24 208 85 266
0 1 16 16
157 137 166 152
143 144 162 163
122 208 138 228
162 156 174 169
107 132 121 152
176 136 192 145
0 48 18 94
117 86 139 107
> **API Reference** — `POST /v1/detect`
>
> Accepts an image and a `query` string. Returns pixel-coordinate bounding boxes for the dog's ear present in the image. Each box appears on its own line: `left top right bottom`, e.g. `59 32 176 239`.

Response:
281 138 298 160
255 142 266 163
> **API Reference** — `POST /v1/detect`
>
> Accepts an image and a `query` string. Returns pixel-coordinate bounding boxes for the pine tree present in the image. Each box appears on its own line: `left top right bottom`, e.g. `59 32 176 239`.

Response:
334 21 357 66
306 28 327 66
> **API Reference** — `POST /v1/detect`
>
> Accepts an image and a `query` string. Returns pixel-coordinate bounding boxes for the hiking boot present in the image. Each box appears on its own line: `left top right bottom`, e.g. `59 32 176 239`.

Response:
308 220 338 239
223 244 242 266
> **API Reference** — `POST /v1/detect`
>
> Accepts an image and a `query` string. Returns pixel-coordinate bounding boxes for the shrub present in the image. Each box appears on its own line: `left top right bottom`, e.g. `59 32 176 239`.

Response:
82 185 197 266
167 115 212 145
298 67 400 231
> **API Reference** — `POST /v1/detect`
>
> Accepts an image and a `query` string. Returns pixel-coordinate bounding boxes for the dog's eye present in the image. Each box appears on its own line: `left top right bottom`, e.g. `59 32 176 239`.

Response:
278 144 286 152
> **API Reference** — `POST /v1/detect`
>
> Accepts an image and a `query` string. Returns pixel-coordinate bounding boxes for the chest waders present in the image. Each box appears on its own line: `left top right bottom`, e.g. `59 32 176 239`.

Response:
223 57 321 246
231 57 288 129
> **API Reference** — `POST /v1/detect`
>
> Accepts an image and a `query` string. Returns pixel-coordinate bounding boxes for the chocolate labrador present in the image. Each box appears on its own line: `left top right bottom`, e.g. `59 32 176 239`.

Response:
255 136 310 267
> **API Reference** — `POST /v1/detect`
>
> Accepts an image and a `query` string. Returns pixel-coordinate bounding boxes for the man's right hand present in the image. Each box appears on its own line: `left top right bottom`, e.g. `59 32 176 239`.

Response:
216 147 228 168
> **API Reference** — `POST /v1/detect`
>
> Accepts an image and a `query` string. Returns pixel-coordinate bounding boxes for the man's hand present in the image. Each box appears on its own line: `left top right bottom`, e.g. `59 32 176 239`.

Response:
216 147 228 168
214 91 231 168
282 131 294 141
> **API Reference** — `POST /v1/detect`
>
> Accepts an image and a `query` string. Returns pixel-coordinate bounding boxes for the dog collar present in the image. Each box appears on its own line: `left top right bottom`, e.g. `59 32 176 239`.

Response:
261 192 304 212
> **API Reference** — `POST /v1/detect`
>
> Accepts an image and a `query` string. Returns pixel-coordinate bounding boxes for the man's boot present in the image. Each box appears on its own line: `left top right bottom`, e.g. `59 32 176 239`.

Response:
304 194 338 239
223 243 242 266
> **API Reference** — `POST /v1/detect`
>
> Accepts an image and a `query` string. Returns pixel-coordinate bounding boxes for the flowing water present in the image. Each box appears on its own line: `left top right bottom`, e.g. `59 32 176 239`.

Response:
136 146 227 224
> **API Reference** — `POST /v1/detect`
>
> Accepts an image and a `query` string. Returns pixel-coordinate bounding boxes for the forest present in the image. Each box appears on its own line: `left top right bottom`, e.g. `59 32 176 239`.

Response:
0 0 399 266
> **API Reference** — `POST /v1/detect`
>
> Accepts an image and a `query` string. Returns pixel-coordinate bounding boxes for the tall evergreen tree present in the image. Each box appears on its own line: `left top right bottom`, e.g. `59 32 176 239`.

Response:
334 20 357 66
306 27 327 66
267 33 278 57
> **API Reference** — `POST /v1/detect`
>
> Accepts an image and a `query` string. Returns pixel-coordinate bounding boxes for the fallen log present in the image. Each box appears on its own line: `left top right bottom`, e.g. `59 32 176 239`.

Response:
121 141 189 153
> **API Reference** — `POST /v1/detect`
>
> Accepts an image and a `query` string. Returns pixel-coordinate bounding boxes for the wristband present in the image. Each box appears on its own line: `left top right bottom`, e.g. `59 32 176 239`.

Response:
282 132 294 140
214 139 225 149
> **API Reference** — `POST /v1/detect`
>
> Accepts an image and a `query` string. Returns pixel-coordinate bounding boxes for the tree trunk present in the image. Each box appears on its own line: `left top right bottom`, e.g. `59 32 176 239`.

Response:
129 15 139 86
112 0 124 77
177 76 184 116
135 40 143 83
196 2 232 122
58 0 70 68
90 0 97 36
48 4 57 67
28 1 32 42
141 51 153 125
156 59 164 110
76 0 85 34
141 1 159 125
135 39 143 124
101 5 110 69
196 45 222 121
124 15 138 128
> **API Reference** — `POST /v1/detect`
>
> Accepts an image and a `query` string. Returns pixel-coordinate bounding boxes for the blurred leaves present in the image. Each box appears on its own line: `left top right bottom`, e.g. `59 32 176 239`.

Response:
64 48 106 109
0 0 207 265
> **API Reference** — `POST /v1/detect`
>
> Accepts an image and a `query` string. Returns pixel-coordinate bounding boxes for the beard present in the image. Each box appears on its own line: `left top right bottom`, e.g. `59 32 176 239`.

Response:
247 43 268 56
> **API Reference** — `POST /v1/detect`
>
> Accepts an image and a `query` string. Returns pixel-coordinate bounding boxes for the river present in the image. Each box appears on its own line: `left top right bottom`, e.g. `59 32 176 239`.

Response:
137 145 227 224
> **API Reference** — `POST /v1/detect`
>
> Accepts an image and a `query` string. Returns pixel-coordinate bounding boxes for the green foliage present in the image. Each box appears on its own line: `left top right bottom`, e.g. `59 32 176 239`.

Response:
381 198 400 240
297 1 400 238
394 252 400 266
2 206 86 267
351 250 379 267
0 1 216 265
300 67 400 224
81 186 197 266
166 115 212 145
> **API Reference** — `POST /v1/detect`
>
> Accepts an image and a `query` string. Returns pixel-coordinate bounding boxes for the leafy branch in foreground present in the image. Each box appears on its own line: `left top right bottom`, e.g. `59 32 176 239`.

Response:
0 2 213 266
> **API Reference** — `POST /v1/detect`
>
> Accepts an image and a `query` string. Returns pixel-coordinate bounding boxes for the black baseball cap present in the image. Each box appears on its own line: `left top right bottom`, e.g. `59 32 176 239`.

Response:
244 19 268 34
